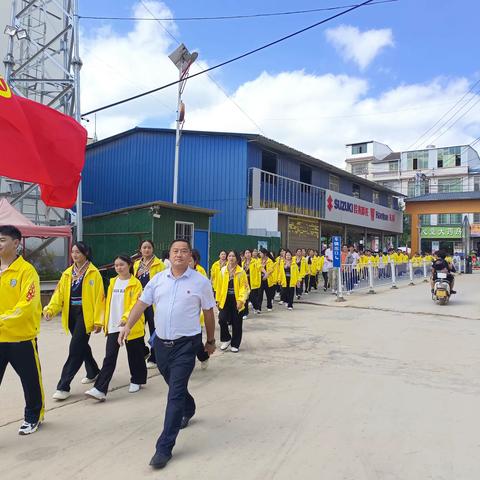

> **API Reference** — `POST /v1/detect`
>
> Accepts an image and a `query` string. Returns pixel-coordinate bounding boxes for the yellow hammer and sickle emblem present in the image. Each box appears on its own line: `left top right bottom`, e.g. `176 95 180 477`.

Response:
0 76 12 98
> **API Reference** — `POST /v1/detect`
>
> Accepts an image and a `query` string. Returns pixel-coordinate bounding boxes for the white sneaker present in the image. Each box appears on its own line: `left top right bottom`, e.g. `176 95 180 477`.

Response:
81 374 98 385
267 308 273 312
146 361 157 369
242 315 248 320
18 420 41 435
128 383 141 393
288 307 293 310
85 387 106 402
230 347 239 353
201 358 209 370
278 301 284 305
220 341 231 351
52 390 71 401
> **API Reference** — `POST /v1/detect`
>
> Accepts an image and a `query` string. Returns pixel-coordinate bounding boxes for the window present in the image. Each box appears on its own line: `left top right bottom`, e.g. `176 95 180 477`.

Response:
261 150 277 175
372 190 380 204
419 214 431 226
351 162 369 175
387 195 393 208
299 164 312 185
329 174 340 192
352 183 360 198
437 147 461 168
474 176 480 192
378 180 401 192
389 161 399 172
407 177 430 197
437 177 462 193
406 150 429 170
437 214 462 225
474 213 480 223
351 143 368 155
175 222 194 245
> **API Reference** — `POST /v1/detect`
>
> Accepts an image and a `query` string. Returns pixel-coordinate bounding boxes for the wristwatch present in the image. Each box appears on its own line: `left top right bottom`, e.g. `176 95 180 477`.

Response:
206 338 216 346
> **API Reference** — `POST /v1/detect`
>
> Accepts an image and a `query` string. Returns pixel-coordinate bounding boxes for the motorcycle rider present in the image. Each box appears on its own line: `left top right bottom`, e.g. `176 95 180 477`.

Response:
431 250 456 294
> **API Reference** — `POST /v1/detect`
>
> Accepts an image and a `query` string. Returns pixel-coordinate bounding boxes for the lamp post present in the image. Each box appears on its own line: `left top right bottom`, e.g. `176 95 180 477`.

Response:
168 44 197 204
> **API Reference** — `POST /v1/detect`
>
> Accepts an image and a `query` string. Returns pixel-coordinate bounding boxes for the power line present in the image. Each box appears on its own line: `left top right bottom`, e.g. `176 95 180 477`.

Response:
138 0 266 134
406 77 480 150
80 0 397 22
81 0 379 117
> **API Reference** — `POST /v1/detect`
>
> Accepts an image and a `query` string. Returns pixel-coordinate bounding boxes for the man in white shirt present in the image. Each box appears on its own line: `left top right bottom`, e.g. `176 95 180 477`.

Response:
324 243 337 293
119 239 216 470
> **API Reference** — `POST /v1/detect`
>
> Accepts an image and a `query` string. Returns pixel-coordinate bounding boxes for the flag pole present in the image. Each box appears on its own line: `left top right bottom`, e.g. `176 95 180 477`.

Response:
72 0 83 241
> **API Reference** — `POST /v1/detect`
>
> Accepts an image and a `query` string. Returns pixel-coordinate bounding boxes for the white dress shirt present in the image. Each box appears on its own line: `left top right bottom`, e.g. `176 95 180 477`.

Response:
140 266 216 340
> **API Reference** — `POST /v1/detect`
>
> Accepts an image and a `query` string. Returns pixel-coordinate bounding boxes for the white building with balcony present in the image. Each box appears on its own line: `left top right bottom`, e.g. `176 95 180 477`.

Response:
345 141 480 252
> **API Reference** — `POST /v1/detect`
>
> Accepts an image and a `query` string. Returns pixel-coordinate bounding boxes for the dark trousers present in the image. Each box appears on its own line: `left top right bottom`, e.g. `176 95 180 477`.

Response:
196 330 209 362
218 294 243 348
154 334 201 456
282 287 295 308
248 288 260 312
296 279 304 297
322 272 329 289
259 280 274 310
144 306 156 363
57 306 99 391
307 274 317 291
94 333 147 394
0 339 45 424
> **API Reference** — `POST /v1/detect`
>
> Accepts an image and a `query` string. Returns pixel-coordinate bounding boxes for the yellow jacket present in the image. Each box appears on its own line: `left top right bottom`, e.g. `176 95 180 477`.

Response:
260 258 276 287
104 275 145 340
216 265 250 311
195 265 207 326
210 260 226 292
0 256 42 342
242 259 261 289
44 263 105 335
316 256 325 272
294 256 308 279
133 256 165 279
278 262 301 288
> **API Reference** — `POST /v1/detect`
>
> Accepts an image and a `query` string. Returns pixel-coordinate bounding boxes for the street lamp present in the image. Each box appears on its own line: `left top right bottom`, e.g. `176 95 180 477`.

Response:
168 43 198 204
4 25 28 40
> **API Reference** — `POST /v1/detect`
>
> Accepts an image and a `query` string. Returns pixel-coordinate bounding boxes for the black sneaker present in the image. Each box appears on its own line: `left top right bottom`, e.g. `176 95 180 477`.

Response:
451 290 457 294
18 420 41 435
180 414 194 429
149 452 172 469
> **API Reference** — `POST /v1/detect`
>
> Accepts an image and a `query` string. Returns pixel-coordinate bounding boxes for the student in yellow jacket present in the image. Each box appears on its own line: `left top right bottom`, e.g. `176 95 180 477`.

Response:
294 248 308 299
242 248 262 316
274 249 286 300
0 225 44 435
210 250 227 294
258 248 276 311
277 250 301 309
44 242 104 401
216 251 250 353
85 255 146 401
190 249 210 369
134 240 165 369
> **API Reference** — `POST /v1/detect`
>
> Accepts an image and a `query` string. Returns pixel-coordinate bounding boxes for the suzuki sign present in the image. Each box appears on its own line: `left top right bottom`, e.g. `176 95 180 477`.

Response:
323 189 403 233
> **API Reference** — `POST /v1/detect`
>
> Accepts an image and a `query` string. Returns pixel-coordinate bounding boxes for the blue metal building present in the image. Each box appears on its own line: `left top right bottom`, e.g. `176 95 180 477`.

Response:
83 127 403 251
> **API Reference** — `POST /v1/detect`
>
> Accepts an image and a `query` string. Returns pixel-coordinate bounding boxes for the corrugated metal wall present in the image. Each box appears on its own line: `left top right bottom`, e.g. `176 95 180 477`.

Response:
84 130 248 236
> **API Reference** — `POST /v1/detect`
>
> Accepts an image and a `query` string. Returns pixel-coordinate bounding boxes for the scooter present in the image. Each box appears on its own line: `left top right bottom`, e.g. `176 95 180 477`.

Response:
432 272 451 305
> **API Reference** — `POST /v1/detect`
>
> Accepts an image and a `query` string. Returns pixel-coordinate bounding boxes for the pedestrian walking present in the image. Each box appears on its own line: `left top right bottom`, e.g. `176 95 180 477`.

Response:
210 250 227 295
294 248 307 299
278 250 300 309
217 250 250 352
85 255 147 401
258 248 275 311
133 240 165 369
0 225 44 435
119 239 216 470
44 242 104 400
242 248 261 316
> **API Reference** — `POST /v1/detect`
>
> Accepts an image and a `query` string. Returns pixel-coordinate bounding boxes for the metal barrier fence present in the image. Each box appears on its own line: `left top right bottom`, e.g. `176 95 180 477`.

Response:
330 259 465 299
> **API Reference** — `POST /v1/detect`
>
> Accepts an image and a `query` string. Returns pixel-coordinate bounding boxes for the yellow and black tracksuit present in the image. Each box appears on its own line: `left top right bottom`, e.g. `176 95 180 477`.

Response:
216 265 250 348
134 256 165 364
44 263 105 392
94 276 146 394
294 256 308 297
242 258 261 314
258 258 276 310
277 261 300 308
0 256 44 424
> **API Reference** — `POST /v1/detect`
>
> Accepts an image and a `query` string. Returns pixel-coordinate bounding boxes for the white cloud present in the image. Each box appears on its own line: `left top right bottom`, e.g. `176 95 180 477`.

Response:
79 2 480 168
325 25 394 70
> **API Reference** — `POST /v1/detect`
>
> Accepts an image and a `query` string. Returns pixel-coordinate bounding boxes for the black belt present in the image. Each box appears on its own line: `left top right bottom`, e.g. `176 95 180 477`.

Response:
156 333 201 348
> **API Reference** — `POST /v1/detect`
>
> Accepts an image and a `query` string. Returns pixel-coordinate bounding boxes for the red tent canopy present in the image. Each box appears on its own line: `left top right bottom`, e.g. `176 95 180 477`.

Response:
0 198 72 238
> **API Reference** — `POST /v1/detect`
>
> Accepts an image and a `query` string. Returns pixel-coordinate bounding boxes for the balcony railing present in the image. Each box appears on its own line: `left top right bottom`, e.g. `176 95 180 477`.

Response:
248 168 325 218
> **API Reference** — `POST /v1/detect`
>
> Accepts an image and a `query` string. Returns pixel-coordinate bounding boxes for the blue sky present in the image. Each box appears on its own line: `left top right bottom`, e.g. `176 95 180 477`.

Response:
77 0 480 164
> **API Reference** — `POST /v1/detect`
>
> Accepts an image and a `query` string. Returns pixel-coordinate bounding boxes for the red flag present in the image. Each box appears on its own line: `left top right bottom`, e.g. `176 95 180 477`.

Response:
0 75 87 208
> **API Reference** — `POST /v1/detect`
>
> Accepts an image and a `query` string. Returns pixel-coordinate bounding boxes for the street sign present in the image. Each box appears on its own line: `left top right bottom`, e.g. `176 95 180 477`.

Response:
333 236 341 268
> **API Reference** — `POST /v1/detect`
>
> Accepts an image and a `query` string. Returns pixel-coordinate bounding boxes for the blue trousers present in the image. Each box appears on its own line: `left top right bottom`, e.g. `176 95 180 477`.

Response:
154 333 202 456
